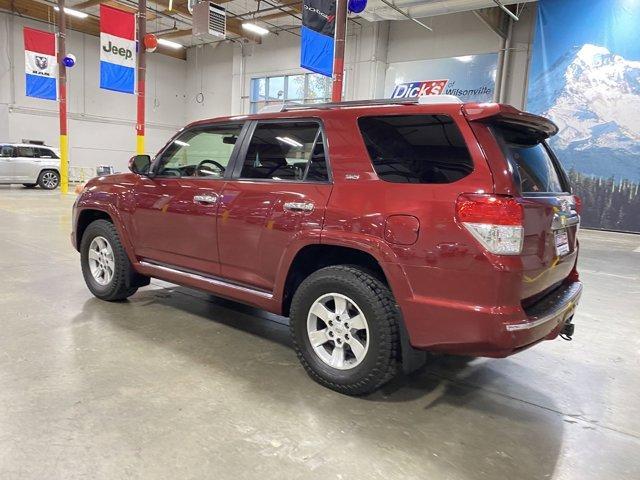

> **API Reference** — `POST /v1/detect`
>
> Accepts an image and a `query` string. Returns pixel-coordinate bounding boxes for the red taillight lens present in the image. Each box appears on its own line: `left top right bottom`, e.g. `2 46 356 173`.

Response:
573 195 582 214
455 194 523 226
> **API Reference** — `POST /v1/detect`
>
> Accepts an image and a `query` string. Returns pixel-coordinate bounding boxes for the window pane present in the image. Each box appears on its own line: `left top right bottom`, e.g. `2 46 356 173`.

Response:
240 122 322 181
286 75 305 100
267 76 285 101
156 125 242 178
358 115 473 184
306 132 329 181
0 146 13 157
16 147 37 158
307 74 329 100
251 78 266 101
493 126 564 193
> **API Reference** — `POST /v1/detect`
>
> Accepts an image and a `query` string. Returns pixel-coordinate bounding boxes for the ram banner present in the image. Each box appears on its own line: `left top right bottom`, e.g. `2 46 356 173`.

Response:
99 4 136 94
300 0 335 77
527 0 640 232
385 53 498 102
23 27 57 101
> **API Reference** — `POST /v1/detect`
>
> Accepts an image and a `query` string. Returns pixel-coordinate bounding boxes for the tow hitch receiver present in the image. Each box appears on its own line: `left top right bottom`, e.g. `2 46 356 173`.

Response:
560 319 575 341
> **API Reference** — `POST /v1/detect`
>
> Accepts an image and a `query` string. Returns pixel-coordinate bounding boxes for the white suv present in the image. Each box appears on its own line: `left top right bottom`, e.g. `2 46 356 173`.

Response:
0 143 61 189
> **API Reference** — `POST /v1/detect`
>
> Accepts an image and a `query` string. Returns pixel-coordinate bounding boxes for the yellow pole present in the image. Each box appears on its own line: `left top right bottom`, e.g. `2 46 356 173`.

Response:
60 134 68 194
136 134 145 155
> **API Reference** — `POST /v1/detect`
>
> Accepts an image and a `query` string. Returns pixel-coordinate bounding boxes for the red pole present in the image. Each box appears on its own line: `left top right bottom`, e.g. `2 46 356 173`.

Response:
57 0 68 194
136 0 146 154
331 0 347 102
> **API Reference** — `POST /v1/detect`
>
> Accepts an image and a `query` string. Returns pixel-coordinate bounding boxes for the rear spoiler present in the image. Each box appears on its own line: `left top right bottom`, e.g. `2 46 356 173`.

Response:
462 103 559 138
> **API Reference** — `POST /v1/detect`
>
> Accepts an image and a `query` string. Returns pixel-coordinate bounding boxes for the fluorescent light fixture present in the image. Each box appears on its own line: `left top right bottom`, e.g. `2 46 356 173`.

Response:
242 22 269 35
158 38 184 49
54 6 89 19
174 140 190 147
276 136 303 148
455 55 474 63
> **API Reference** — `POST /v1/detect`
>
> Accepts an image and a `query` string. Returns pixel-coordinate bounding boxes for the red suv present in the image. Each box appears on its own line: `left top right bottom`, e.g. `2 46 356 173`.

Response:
72 97 582 395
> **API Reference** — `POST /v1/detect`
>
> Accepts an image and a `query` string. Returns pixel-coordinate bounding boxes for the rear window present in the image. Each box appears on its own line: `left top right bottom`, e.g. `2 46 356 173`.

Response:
358 114 473 184
493 125 566 193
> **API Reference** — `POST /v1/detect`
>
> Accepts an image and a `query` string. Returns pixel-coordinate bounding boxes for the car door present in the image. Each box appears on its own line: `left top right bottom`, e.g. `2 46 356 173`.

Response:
0 146 15 182
217 119 333 292
13 146 39 182
129 122 246 276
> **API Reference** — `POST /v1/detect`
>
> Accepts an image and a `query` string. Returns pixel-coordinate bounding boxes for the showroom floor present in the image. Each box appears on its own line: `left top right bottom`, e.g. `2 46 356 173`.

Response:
0 186 638 480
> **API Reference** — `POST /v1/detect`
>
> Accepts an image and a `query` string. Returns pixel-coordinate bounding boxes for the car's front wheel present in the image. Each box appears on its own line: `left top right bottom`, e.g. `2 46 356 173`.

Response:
37 170 60 190
80 219 147 301
290 265 400 395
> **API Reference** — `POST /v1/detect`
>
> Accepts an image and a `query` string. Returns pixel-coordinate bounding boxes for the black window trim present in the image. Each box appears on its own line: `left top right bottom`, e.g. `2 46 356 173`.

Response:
229 117 333 184
356 111 475 185
150 121 250 181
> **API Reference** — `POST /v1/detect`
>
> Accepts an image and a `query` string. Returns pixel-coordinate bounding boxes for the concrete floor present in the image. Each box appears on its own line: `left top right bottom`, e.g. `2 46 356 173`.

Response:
0 186 639 480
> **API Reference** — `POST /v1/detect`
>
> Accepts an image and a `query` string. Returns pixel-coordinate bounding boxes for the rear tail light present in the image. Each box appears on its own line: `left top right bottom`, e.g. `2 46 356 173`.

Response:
455 194 524 255
573 195 582 214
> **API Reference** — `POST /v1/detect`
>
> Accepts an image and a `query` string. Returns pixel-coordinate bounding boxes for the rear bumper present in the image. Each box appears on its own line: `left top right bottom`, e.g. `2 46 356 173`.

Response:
399 280 582 357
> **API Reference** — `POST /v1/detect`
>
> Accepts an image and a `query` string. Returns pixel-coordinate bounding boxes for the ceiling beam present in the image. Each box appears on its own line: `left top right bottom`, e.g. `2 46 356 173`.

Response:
155 0 262 43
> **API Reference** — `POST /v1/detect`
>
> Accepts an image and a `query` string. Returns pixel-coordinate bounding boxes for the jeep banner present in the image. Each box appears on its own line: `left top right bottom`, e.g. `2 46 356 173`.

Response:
99 4 136 94
300 0 336 77
23 27 57 101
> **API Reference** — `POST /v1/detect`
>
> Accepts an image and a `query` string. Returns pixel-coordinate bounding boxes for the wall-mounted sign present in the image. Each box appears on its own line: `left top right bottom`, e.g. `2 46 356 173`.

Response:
385 53 498 102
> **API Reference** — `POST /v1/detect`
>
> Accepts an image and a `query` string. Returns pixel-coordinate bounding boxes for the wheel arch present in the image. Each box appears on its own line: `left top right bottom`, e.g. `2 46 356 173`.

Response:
75 207 137 265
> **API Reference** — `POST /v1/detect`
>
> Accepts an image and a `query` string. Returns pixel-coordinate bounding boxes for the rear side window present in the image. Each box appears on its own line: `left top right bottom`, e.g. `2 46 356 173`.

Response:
38 148 58 159
358 114 473 184
240 121 328 182
493 125 566 193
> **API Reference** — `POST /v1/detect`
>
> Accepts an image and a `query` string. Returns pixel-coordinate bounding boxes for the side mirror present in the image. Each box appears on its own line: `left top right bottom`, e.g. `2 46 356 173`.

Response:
129 154 151 175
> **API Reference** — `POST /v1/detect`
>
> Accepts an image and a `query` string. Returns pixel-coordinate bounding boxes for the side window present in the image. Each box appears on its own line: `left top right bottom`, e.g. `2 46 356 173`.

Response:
0 146 14 158
16 146 38 158
155 124 242 178
239 121 328 182
38 148 57 159
358 114 473 184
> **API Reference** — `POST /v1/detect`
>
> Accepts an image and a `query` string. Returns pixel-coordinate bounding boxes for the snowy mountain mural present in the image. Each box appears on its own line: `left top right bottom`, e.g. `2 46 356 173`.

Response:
527 0 640 232
528 44 640 182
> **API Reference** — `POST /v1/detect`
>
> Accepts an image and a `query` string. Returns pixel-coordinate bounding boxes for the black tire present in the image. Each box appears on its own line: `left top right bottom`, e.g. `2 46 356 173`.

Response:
290 265 400 395
22 183 37 188
37 170 60 190
80 219 147 301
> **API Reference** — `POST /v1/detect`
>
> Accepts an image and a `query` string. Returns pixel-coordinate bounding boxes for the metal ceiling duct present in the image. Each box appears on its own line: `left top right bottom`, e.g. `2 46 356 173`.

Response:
357 0 536 22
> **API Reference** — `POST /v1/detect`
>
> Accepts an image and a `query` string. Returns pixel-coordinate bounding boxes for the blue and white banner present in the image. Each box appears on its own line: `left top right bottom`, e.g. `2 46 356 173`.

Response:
23 27 57 101
527 0 640 232
99 4 136 94
300 0 335 77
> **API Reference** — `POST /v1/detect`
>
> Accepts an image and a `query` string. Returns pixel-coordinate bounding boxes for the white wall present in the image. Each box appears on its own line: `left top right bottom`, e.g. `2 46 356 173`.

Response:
0 12 187 174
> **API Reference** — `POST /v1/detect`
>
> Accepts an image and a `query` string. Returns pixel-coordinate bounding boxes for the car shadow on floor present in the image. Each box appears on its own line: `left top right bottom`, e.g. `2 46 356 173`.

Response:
75 284 565 479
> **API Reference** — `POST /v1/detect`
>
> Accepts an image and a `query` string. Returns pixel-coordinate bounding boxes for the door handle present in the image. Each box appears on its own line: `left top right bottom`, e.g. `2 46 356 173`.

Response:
283 201 314 212
193 194 218 205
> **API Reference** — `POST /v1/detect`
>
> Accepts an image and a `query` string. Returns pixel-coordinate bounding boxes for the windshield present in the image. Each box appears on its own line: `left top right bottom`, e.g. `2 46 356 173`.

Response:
493 125 567 194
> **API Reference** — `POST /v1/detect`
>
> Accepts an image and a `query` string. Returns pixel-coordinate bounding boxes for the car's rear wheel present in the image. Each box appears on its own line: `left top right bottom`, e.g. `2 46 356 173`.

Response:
37 170 60 190
22 183 37 188
290 265 400 395
80 219 147 301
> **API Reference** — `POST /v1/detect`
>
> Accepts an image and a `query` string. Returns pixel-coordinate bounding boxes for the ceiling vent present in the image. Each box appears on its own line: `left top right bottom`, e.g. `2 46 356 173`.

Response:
192 1 226 41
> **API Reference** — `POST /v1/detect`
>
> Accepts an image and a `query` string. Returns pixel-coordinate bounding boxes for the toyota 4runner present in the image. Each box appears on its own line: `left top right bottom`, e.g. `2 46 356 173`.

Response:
72 97 582 395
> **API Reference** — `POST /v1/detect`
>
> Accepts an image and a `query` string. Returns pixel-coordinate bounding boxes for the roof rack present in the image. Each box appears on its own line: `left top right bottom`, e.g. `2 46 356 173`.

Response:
258 95 462 113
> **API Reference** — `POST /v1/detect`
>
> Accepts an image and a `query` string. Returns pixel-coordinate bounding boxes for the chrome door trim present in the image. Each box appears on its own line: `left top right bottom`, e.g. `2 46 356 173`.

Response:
283 201 315 212
139 260 273 299
193 194 219 204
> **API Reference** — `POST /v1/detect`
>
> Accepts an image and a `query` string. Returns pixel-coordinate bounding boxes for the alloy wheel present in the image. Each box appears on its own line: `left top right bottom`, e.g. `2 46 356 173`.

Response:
88 236 115 286
41 172 59 189
306 293 370 370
